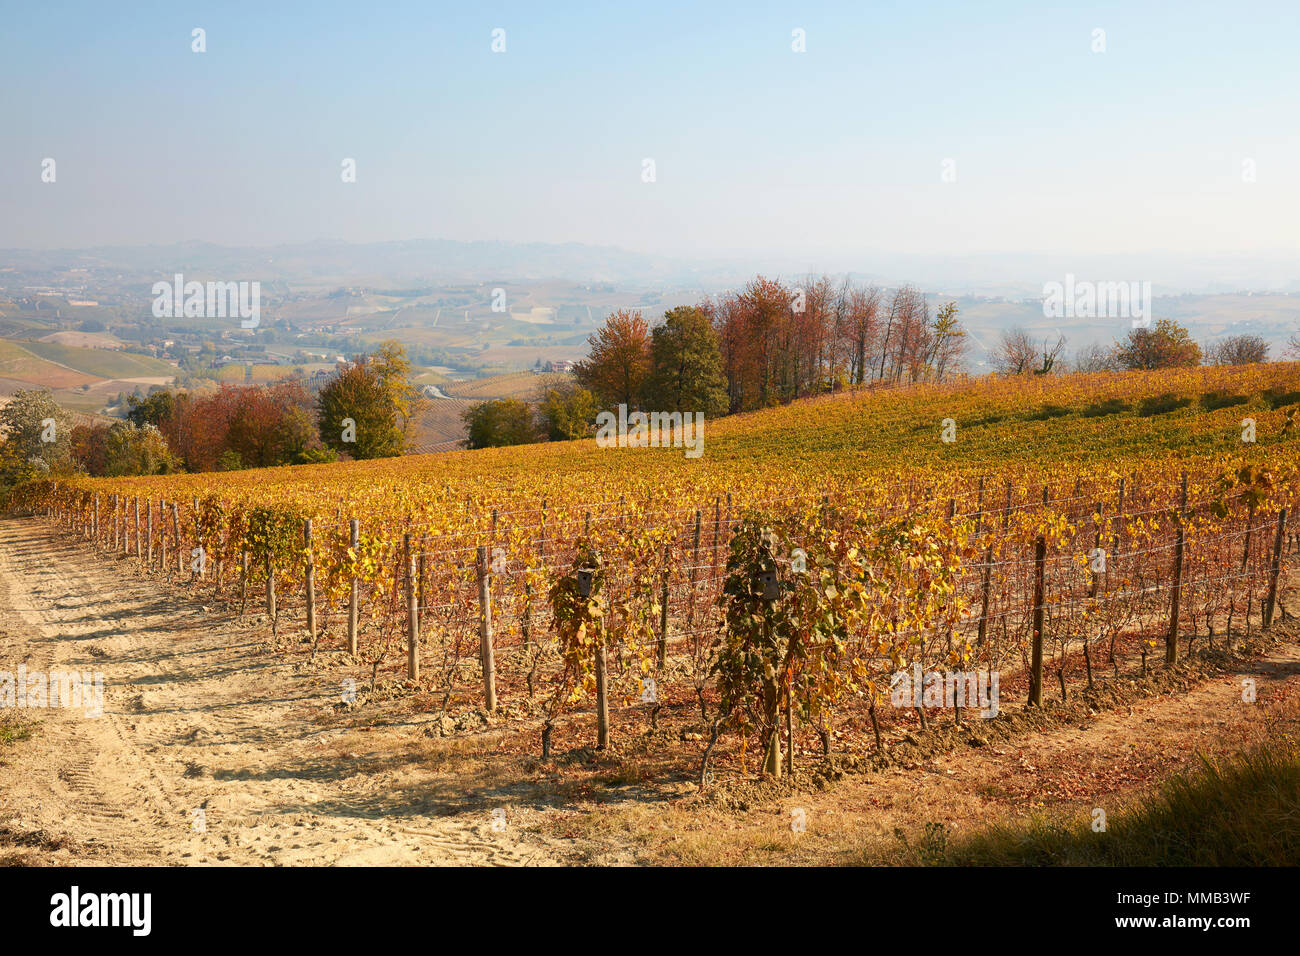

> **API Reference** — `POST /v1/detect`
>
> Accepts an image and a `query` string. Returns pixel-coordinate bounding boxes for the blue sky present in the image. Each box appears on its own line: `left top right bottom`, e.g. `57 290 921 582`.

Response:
3 0 1299 260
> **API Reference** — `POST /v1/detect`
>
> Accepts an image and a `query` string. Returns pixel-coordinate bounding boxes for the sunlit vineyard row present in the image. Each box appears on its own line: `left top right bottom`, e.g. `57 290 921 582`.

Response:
17 363 1300 770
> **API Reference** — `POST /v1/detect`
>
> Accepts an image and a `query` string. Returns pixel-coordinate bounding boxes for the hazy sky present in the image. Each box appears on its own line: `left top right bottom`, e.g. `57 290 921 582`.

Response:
3 0 1299 261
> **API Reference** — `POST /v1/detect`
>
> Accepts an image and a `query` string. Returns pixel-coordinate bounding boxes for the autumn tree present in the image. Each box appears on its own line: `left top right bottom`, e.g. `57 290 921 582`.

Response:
318 342 421 459
1115 319 1202 370
225 379 317 467
993 328 1066 375
159 387 226 472
572 310 652 410
646 306 729 416
716 276 792 411
1206 334 1269 366
1072 342 1120 373
70 422 111 476
876 285 929 383
839 283 882 386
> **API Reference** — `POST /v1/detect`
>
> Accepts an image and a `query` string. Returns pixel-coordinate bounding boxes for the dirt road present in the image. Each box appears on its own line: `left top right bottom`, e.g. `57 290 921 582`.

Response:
0 516 559 866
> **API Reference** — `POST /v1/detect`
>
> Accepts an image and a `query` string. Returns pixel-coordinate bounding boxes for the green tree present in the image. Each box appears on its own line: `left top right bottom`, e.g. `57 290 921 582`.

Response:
103 422 180 476
317 342 422 459
925 302 967 382
537 384 597 441
0 388 72 472
216 449 244 472
1115 319 1202 370
462 399 541 448
646 306 729 416
125 389 175 429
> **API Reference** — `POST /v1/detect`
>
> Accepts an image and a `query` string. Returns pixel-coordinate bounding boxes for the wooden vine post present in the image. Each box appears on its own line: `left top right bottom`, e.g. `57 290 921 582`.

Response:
476 546 497 711
404 533 418 681
417 551 426 627
657 540 671 667
686 509 702 626
1166 472 1188 665
192 497 202 579
348 518 359 656
1084 499 1103 688
160 503 169 576
304 519 317 643
146 499 154 566
595 616 610 750
712 497 721 584
1028 534 1046 707
133 496 141 560
172 502 182 574
266 550 277 634
1263 507 1289 628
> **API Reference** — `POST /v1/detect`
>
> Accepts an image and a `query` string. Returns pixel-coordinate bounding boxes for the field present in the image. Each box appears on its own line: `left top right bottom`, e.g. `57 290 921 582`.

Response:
441 370 569 400
17 341 175 380
212 362 335 383
0 340 98 388
408 397 478 453
0 338 178 415
37 330 125 349
7 362 1300 865
405 371 572 452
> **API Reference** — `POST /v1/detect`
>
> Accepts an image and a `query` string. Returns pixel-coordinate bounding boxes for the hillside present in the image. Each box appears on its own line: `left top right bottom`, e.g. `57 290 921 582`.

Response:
54 363 1300 517
0 339 98 388
19 340 175 380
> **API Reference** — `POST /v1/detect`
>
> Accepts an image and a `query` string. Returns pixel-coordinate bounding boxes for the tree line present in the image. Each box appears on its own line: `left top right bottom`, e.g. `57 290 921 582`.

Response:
0 342 422 491
464 275 1296 449
575 277 968 416
994 323 1275 375
464 277 969 447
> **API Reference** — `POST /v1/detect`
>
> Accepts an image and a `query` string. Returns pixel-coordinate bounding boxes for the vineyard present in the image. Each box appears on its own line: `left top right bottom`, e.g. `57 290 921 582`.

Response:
14 363 1300 786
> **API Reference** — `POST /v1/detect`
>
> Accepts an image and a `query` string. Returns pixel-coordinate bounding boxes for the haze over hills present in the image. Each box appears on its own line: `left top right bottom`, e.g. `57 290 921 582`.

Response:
5 239 1300 297
3 240 1297 371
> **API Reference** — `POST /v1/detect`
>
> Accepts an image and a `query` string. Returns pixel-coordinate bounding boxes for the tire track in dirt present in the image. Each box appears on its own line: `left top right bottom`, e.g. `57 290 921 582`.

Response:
0 516 560 866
